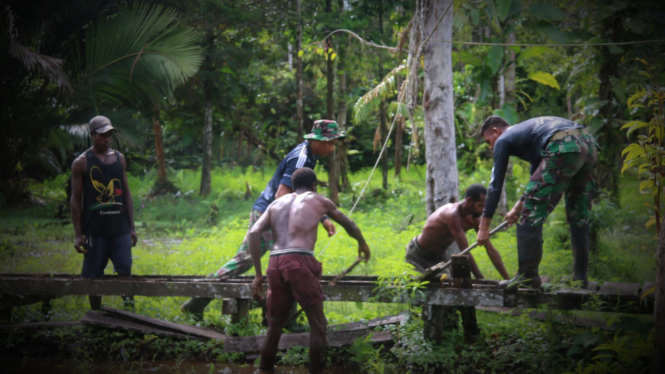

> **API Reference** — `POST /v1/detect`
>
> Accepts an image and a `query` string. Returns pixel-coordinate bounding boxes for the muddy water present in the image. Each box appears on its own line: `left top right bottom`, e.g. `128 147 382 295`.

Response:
1 357 349 374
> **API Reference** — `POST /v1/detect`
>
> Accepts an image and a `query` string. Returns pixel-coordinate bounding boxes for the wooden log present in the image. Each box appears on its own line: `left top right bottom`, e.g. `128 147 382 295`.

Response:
597 282 641 296
101 307 226 340
327 312 407 332
81 311 193 340
224 329 392 353
0 321 80 330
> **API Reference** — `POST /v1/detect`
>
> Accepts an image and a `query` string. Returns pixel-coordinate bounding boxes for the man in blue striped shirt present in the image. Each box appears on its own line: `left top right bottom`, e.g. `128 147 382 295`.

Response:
180 120 345 318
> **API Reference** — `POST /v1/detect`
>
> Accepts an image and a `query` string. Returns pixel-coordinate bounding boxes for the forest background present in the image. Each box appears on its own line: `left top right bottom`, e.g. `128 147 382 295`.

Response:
1 0 664 373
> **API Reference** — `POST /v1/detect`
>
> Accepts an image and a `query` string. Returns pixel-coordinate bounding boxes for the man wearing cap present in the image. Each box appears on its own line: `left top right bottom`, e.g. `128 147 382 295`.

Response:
180 120 345 318
477 116 598 290
71 116 138 310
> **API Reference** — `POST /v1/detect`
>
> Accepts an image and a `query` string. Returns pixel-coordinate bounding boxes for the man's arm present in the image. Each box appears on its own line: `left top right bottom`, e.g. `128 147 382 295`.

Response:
325 201 370 262
447 214 484 279
119 153 137 246
71 157 86 254
478 139 511 245
274 184 292 199
483 238 510 280
249 209 272 301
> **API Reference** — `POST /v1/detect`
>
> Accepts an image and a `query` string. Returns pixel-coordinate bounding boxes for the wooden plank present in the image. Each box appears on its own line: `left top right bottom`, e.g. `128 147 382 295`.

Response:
81 311 192 340
327 313 407 332
224 329 392 353
0 321 80 330
101 307 227 340
477 307 619 331
597 282 641 296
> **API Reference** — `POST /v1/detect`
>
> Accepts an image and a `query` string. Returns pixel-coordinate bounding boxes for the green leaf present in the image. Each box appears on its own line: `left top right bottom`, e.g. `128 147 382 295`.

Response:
574 332 604 348
622 143 646 161
534 21 572 43
518 46 552 63
620 120 649 137
627 88 647 108
355 301 364 311
501 103 517 125
297 50 304 58
639 179 653 192
529 3 566 21
487 45 504 75
469 9 479 26
528 72 560 89
641 285 656 301
496 0 511 19
330 53 337 61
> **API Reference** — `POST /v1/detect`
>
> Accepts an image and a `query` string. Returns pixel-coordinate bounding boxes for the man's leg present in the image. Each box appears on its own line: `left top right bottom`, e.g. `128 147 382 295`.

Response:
109 233 134 309
564 135 597 288
181 209 273 317
303 301 327 374
81 236 109 310
259 321 285 373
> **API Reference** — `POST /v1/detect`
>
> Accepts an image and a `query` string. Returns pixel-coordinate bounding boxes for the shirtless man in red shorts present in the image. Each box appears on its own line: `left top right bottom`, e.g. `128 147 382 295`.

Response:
250 167 370 374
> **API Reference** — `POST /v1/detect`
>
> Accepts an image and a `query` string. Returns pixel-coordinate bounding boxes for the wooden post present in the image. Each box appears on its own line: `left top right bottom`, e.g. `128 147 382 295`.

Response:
452 254 480 342
231 299 250 324
422 304 445 345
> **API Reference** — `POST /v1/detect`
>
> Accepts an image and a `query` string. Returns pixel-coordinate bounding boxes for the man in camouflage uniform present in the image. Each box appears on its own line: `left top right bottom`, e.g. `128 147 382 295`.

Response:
477 116 598 289
180 120 344 318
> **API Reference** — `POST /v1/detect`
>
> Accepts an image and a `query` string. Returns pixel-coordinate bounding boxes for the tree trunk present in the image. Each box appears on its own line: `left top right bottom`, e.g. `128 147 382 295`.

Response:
325 0 339 205
200 26 215 197
200 103 213 196
152 103 167 184
656 221 665 372
336 36 350 191
422 0 458 215
380 101 389 190
295 0 304 143
596 13 623 202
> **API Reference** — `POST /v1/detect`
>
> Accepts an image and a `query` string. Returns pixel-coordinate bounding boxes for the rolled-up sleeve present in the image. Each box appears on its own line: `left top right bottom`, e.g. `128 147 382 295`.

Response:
483 139 510 218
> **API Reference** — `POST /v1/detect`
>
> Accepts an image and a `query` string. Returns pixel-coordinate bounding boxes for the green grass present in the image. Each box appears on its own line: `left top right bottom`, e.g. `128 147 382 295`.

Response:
0 163 658 372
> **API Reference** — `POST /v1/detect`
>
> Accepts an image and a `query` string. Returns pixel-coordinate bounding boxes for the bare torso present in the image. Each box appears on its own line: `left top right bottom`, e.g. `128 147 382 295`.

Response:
417 202 479 256
267 191 331 250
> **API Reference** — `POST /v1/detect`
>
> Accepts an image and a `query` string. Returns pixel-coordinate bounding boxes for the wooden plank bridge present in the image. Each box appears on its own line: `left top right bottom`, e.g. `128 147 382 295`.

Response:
0 269 655 346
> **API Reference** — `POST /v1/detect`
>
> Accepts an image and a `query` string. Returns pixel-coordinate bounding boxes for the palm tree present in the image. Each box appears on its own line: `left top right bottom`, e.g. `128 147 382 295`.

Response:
1 1 203 203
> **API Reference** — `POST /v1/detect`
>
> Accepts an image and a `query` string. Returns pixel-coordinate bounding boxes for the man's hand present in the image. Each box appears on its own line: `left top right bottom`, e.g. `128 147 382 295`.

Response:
504 200 524 227
477 217 492 246
358 242 371 262
130 230 138 246
74 236 87 254
252 275 264 301
322 219 336 237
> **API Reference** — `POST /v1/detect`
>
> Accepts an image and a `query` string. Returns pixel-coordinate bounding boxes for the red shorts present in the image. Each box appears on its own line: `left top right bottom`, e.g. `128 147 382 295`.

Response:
266 254 324 326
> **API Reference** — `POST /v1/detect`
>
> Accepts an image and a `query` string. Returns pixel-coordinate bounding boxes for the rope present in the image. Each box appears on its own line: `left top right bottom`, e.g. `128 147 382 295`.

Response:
316 0 454 257
316 29 665 50
316 100 401 257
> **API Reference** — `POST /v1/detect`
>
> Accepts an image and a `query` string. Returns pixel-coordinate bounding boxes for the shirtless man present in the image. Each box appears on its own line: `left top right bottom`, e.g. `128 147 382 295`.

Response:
406 184 510 281
250 167 370 374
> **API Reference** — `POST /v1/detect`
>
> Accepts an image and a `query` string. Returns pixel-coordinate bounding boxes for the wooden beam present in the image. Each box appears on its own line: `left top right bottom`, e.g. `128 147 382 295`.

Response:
101 307 227 340
81 311 195 340
0 274 654 313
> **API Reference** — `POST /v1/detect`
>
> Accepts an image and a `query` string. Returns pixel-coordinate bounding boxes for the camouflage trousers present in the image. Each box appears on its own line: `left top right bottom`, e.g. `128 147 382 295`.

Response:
210 209 274 279
521 133 598 227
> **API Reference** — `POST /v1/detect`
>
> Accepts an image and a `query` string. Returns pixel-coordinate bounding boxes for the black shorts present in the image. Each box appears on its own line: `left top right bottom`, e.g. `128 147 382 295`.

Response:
81 234 132 278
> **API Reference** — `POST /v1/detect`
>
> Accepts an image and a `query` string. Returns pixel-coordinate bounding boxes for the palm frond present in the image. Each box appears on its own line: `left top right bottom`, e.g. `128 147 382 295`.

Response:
353 64 406 124
76 2 203 104
4 5 71 88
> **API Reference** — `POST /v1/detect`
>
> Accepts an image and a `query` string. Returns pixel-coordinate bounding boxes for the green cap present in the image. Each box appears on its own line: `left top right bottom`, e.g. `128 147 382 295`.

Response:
304 120 345 141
